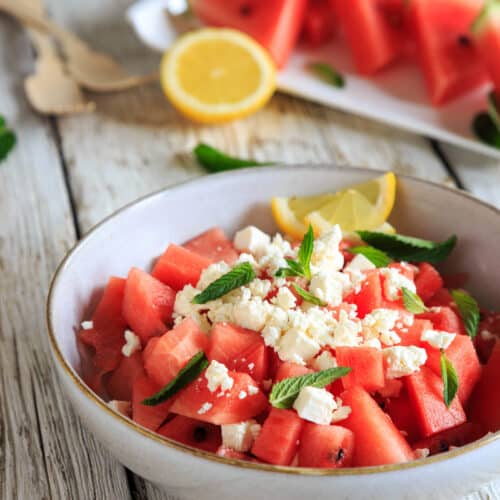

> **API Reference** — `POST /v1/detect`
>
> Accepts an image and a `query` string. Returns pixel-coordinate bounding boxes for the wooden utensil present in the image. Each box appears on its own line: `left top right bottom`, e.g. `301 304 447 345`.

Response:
0 0 158 92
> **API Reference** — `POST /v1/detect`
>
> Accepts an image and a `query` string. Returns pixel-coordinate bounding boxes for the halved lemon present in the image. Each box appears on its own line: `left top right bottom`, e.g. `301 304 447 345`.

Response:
160 28 277 123
271 172 397 238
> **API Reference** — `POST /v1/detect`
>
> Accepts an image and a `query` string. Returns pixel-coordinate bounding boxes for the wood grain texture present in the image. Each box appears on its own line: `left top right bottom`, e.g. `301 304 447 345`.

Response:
0 15 131 500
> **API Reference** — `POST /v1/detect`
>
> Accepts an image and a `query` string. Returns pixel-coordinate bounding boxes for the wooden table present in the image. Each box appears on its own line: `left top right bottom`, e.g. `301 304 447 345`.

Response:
1 1 499 498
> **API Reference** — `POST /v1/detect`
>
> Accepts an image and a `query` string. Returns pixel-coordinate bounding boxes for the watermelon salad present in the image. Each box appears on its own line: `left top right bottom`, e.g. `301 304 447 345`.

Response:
78 222 500 468
187 0 500 107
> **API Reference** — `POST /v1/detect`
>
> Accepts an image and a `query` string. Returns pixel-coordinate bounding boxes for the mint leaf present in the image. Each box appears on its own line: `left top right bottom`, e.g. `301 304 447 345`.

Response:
292 283 326 307
193 143 273 173
142 351 208 406
309 62 345 88
0 116 16 163
451 289 480 338
348 246 392 268
275 224 314 279
269 367 351 409
440 351 459 408
356 231 457 264
488 91 500 130
193 262 255 304
473 112 500 149
402 287 428 314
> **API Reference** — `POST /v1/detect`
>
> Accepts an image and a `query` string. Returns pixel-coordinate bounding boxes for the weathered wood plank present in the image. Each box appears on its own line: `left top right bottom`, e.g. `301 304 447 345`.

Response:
0 15 131 500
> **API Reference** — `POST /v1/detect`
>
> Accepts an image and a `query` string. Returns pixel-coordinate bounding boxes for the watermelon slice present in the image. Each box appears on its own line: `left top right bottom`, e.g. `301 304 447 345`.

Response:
468 341 500 432
341 386 415 466
183 227 238 264
170 370 268 425
415 263 444 303
298 423 355 468
132 375 174 431
106 351 145 401
122 268 176 344
410 0 487 105
190 0 309 67
158 415 221 452
405 366 466 438
152 244 212 291
301 0 337 47
251 408 304 465
143 317 208 387
472 0 500 93
336 346 385 392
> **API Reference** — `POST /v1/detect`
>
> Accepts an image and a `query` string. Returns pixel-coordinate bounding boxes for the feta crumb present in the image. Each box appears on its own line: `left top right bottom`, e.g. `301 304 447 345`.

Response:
238 391 247 400
198 402 213 415
248 279 272 298
221 420 261 452
311 351 337 371
311 226 344 274
205 360 234 393
414 448 430 459
481 329 495 341
121 329 141 357
362 308 401 346
174 285 201 316
278 328 321 364
331 405 352 423
345 253 376 272
363 338 382 350
273 286 297 310
421 329 456 350
383 346 427 379
331 310 363 347
197 261 231 290
261 325 281 348
248 362 255 370
247 385 259 396
81 320 93 330
293 386 337 425
309 271 346 306
108 400 131 417
234 226 271 256
233 297 271 331
380 267 416 301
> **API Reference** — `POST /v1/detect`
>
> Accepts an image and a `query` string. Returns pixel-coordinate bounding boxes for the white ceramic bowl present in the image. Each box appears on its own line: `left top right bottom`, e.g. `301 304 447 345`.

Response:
47 166 500 500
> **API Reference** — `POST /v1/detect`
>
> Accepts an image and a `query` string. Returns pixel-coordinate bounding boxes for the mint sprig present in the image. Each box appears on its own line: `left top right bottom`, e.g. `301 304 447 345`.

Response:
451 289 480 338
193 262 256 304
440 351 459 408
402 287 428 314
276 225 314 279
356 231 457 264
309 61 345 88
142 351 208 406
0 116 16 163
348 245 392 268
292 283 326 307
193 143 273 173
269 367 351 409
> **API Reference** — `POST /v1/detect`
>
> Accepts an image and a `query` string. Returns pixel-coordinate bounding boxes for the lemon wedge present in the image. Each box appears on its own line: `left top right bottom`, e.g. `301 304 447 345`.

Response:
160 28 277 123
271 172 397 238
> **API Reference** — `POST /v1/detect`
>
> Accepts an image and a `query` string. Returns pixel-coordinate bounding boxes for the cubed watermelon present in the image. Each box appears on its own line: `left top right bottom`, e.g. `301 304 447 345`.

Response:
122 268 176 344
341 386 415 466
418 306 466 335
336 346 385 392
158 415 221 452
170 370 268 425
427 288 454 308
251 408 304 465
106 351 145 401
344 271 383 318
230 340 269 383
207 323 261 364
183 227 238 264
301 0 336 47
415 263 444 303
132 375 174 431
144 317 208 387
397 319 432 347
298 423 355 468
405 366 466 438
274 362 313 382
152 244 212 291
476 312 500 362
385 391 420 443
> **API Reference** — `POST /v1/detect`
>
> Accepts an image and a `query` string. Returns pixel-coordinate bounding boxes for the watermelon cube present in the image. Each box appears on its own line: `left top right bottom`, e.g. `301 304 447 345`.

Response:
251 408 304 465
301 0 337 47
170 370 268 425
122 268 176 344
427 288 454 308
144 317 208 387
183 227 238 264
397 319 432 347
274 362 313 382
384 391 420 443
336 346 385 392
418 306 466 335
152 244 212 291
415 263 444 303
341 386 415 466
298 423 355 468
405 366 466 438
106 351 145 401
158 415 221 452
132 375 174 431
344 271 383 318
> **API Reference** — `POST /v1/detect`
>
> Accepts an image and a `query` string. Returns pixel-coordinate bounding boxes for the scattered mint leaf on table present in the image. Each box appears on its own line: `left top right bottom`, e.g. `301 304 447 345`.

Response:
0 115 16 163
451 289 480 338
309 62 345 88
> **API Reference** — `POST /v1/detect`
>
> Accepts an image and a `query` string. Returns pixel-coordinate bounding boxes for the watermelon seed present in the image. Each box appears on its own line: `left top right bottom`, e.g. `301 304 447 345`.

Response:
193 426 208 443
438 440 450 452
335 448 345 463
457 35 471 47
239 4 252 16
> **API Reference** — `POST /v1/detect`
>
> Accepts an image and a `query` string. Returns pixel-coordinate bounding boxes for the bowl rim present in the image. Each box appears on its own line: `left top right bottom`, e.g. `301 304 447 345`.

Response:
46 164 500 476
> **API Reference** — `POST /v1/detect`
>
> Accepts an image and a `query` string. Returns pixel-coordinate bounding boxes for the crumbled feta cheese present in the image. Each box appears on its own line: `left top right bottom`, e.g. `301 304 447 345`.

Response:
81 320 93 330
198 402 213 415
261 325 281 348
331 310 363 347
278 328 321 364
248 279 272 298
414 448 430 459
174 285 201 316
383 346 427 379
331 405 352 423
121 330 141 357
309 271 346 306
480 329 495 341
233 297 272 331
108 400 131 417
380 267 416 301
221 420 261 452
293 386 337 425
205 360 234 393
197 261 231 290
421 329 456 350
363 338 382 350
238 391 247 399
362 308 401 346
273 286 297 310
345 254 376 272
311 225 344 274
247 384 259 396
234 226 271 256
311 351 338 371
